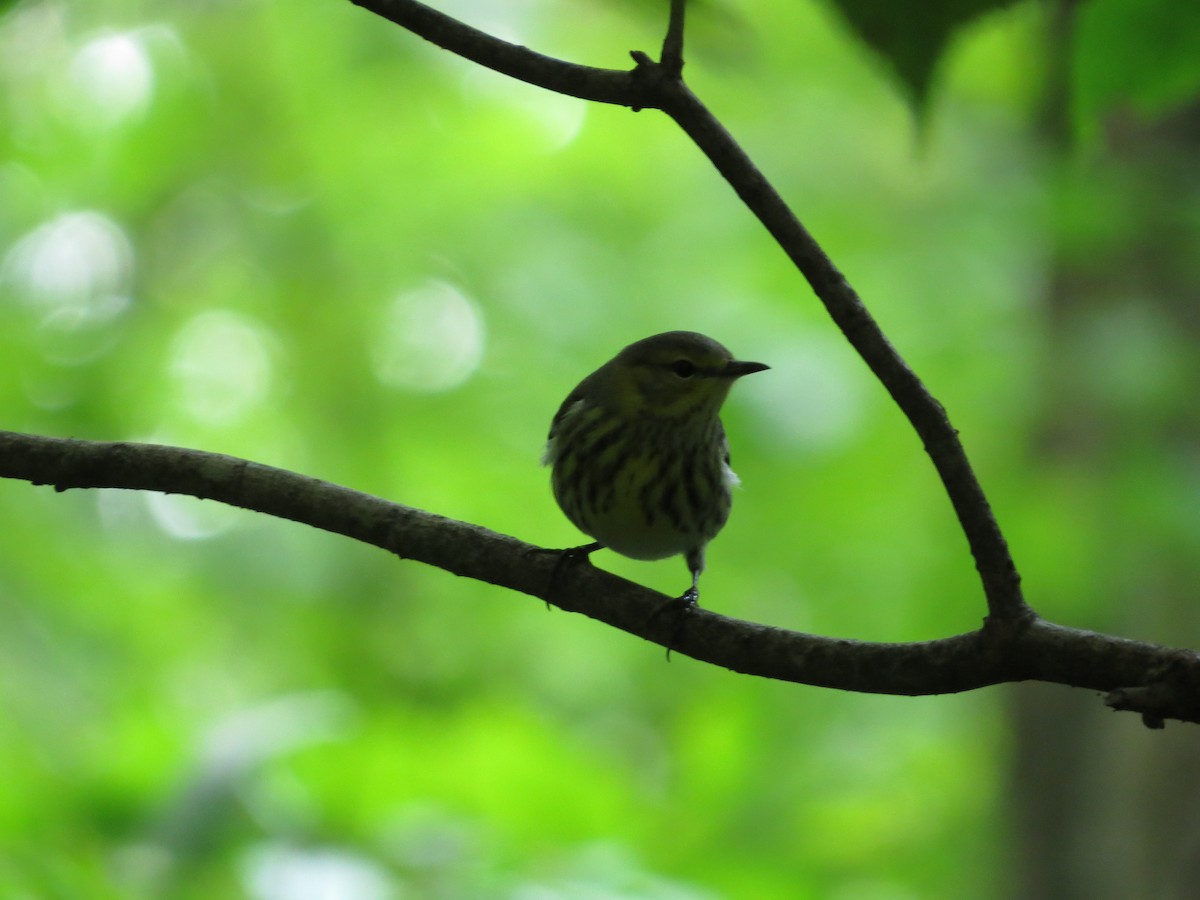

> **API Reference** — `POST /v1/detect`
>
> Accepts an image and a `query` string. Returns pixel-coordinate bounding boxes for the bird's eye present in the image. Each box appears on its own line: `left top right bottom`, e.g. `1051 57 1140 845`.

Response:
670 359 697 378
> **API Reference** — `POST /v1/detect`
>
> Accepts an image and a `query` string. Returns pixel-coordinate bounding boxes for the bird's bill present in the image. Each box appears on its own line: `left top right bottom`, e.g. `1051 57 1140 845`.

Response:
723 360 769 378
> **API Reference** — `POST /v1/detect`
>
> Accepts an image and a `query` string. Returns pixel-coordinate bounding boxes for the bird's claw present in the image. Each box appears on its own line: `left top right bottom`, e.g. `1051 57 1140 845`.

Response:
540 542 602 609
646 588 700 660
559 542 602 564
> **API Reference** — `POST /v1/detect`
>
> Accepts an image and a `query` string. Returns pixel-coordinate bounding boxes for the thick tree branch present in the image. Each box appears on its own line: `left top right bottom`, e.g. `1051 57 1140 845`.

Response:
2 430 1198 723
7 5 1189 726
349 0 1026 624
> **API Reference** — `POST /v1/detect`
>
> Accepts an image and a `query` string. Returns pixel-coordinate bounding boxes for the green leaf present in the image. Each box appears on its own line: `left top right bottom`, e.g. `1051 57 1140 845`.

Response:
823 0 1024 110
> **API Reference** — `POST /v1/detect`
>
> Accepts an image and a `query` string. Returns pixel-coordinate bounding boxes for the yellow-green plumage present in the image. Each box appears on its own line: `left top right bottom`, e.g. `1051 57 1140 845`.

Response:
543 331 767 603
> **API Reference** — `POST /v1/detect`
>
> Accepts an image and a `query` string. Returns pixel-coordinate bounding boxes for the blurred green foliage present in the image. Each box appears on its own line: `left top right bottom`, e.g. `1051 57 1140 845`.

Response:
1 0 1198 897
825 0 1024 110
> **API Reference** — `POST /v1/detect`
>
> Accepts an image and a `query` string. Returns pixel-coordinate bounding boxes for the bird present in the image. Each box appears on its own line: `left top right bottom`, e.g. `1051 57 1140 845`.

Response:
542 330 767 606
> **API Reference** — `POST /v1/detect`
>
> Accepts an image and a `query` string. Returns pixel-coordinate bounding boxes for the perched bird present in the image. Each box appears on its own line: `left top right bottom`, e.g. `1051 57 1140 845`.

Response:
543 331 768 605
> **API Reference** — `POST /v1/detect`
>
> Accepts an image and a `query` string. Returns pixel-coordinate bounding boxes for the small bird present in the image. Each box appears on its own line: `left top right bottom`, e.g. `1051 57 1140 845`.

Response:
543 331 768 605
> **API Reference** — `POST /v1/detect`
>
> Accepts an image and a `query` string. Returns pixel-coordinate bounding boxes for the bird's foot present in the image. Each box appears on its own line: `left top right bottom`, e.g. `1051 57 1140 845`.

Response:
559 541 602 564
646 587 700 660
538 542 602 609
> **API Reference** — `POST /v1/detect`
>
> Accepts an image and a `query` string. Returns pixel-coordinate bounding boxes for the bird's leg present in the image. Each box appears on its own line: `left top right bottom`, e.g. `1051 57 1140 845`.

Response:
678 580 699 607
646 567 702 660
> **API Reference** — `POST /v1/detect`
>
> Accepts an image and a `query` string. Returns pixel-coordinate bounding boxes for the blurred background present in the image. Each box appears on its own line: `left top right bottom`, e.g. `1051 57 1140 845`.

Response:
2 0 1199 896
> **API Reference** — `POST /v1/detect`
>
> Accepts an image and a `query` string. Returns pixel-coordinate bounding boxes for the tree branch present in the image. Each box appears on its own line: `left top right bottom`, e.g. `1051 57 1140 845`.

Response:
346 0 639 105
655 83 1029 624
2 430 1197 723
6 3 1190 726
348 0 1026 625
660 0 687 77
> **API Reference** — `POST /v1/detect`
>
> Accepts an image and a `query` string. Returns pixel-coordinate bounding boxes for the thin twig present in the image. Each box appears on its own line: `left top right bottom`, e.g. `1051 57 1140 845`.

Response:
660 0 686 77
654 82 1028 623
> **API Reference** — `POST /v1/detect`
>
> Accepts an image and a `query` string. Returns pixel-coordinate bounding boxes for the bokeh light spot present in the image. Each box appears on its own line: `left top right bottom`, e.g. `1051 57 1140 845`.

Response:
370 280 485 393
3 209 133 311
64 31 154 130
168 310 275 426
2 210 133 364
143 491 238 541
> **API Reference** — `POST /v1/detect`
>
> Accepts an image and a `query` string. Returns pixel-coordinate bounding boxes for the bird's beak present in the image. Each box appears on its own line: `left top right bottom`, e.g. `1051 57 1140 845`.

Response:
723 360 769 378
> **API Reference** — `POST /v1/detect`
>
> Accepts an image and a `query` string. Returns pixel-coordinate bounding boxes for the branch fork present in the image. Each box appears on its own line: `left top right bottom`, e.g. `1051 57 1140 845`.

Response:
1 1 1196 726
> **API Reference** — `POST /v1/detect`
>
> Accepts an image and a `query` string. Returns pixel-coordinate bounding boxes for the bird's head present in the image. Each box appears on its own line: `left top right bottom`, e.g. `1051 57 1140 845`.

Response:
605 331 768 419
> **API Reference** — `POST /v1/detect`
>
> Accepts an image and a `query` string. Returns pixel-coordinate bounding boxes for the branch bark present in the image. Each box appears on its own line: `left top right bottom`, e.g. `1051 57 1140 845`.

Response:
2 431 1199 724
3 2 1196 726
349 0 1026 624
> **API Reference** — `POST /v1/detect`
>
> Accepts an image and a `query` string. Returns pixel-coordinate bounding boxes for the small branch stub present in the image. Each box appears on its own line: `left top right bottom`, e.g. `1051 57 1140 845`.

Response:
1105 656 1200 729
